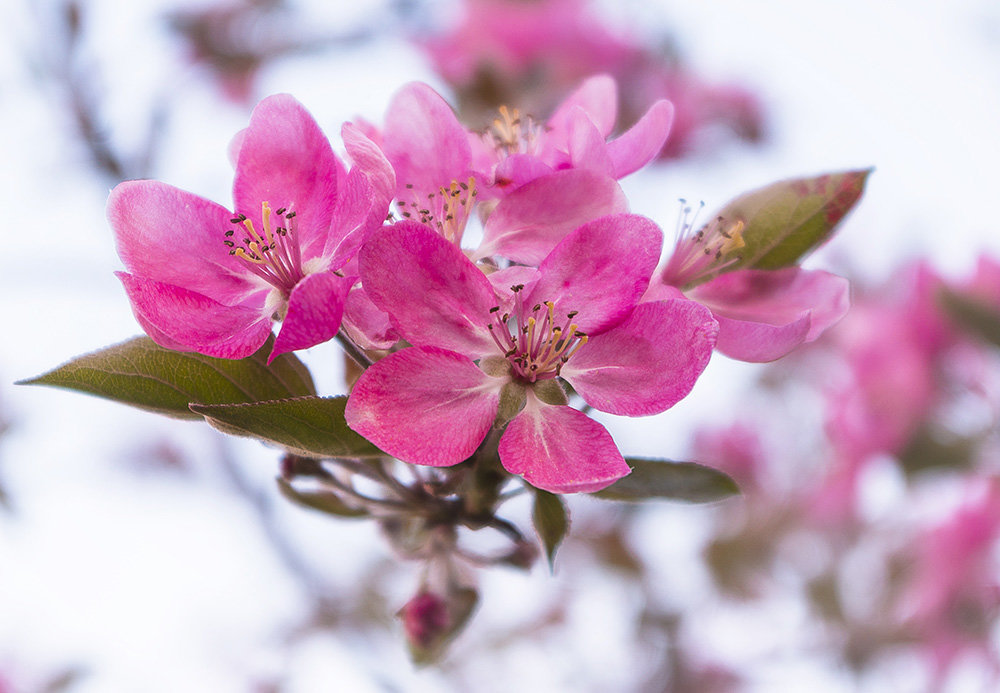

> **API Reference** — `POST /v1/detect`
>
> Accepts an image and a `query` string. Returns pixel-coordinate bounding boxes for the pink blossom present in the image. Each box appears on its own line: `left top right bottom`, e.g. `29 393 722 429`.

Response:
468 74 674 194
377 81 629 253
900 480 1000 685
110 94 383 361
649 211 849 362
345 215 717 493
400 591 451 650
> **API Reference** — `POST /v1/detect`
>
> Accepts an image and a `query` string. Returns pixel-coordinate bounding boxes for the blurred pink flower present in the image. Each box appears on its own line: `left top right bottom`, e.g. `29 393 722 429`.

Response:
345 215 717 493
901 480 1000 686
111 94 382 361
419 0 764 159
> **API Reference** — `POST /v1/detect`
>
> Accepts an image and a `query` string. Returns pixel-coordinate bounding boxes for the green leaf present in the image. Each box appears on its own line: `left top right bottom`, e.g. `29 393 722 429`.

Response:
938 287 1000 349
276 477 368 518
594 458 740 503
720 168 871 272
189 396 384 458
532 489 568 570
18 336 315 420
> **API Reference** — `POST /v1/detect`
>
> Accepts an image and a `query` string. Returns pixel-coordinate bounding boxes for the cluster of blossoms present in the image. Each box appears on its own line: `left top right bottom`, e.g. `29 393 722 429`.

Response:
109 76 847 495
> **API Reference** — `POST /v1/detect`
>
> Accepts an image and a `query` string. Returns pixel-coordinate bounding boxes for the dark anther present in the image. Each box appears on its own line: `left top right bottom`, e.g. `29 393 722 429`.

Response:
489 306 501 313
567 311 578 319
511 284 524 292
532 304 541 312
224 230 234 237
405 183 414 189
224 240 234 247
285 211 296 219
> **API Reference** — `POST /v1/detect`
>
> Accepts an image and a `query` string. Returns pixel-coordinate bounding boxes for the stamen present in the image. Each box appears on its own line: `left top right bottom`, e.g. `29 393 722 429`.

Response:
223 201 305 295
660 199 747 289
486 291 587 383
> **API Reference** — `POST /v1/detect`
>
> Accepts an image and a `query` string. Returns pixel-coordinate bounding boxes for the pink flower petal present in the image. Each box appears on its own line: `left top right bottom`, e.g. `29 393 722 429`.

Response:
232 94 344 261
566 106 614 176
690 268 850 362
269 272 354 362
345 347 503 466
323 167 381 268
490 154 555 194
109 181 258 306
527 214 662 334
498 395 629 493
475 169 628 265
607 100 674 178
560 300 718 416
116 272 271 359
341 284 399 350
547 74 618 139
341 121 395 237
382 83 471 197
359 222 498 357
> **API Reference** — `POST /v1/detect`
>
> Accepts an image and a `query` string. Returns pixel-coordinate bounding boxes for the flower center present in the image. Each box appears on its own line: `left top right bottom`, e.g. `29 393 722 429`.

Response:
224 201 304 295
660 200 746 289
483 105 542 158
395 177 477 244
486 284 588 383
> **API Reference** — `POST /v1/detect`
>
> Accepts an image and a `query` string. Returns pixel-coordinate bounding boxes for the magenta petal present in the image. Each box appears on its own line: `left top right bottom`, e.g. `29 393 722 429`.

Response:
498 397 629 493
117 272 271 359
359 222 498 356
475 169 628 265
566 107 614 176
323 167 380 267
269 272 353 361
690 268 850 362
341 284 398 350
527 214 663 334
490 154 555 194
607 100 674 178
547 74 618 139
560 300 718 416
233 94 343 261
109 181 257 305
382 83 471 196
345 347 503 466
341 122 395 237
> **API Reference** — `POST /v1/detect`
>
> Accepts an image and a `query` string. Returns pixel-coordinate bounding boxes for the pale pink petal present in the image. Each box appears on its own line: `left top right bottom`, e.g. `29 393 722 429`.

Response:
712 312 812 363
527 214 662 334
359 222 498 356
227 128 246 168
560 300 718 416
690 268 850 362
490 154 555 194
547 74 618 139
323 167 381 267
341 283 399 350
566 106 614 176
498 396 629 493
341 121 395 230
345 347 503 466
233 94 344 261
269 272 354 361
607 100 674 178
382 83 471 196
475 169 628 264
487 266 541 304
109 181 258 305
117 272 271 359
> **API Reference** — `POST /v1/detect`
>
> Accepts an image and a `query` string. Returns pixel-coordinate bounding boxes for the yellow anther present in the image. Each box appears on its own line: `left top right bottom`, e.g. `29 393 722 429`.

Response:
719 220 746 255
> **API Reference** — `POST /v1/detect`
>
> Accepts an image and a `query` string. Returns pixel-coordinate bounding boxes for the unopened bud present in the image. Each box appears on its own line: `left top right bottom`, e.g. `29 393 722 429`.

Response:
400 591 450 650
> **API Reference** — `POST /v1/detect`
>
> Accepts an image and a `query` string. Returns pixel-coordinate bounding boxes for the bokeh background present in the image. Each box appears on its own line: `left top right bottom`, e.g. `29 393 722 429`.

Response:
3 0 1000 690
